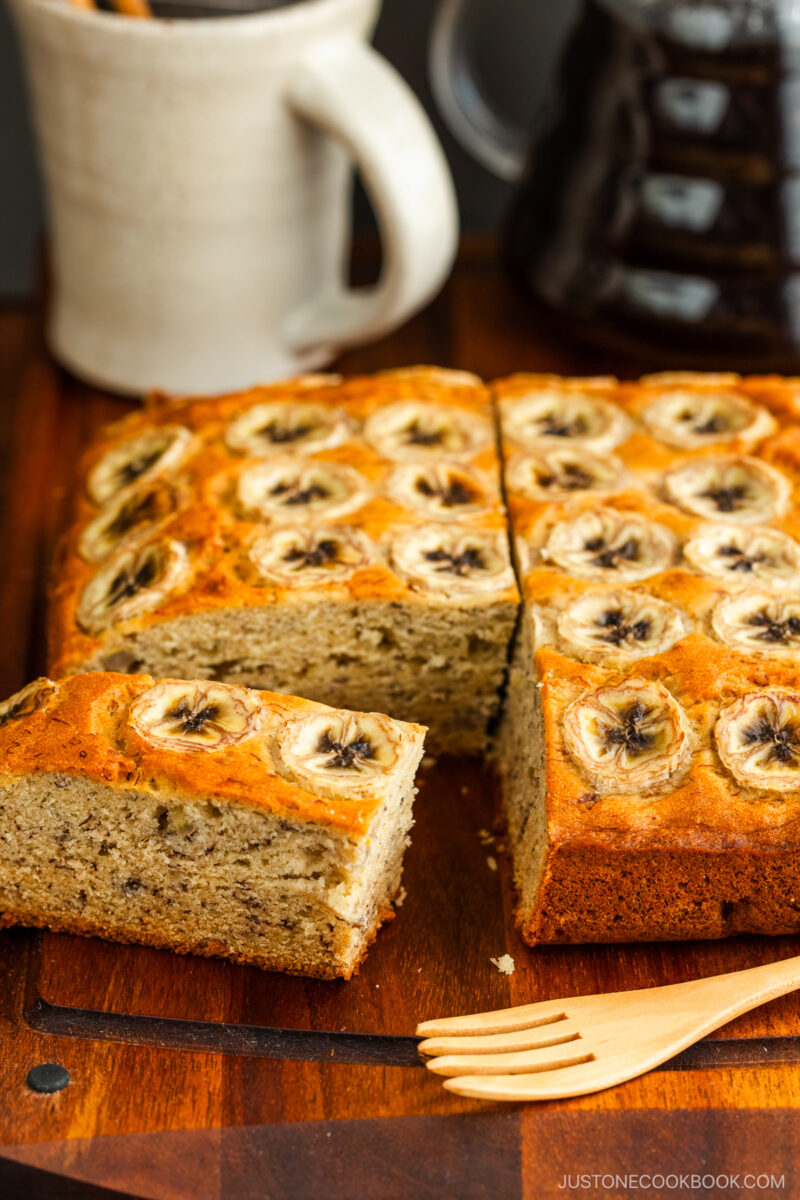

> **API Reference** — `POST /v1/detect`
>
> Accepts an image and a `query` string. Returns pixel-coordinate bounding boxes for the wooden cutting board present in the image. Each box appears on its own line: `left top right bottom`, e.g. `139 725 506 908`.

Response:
1 247 800 1199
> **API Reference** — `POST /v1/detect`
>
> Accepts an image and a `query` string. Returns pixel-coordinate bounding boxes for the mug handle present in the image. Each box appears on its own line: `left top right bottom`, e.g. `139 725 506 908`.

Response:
284 37 459 355
429 0 528 182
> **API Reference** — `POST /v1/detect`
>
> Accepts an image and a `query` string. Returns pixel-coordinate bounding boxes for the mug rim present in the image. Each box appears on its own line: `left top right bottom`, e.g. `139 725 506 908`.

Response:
14 0 368 37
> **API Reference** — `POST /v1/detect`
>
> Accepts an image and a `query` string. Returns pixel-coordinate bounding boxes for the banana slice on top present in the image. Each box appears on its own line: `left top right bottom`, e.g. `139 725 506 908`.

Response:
563 678 692 794
543 509 675 582
390 526 516 595
715 691 800 793
386 463 491 520
277 710 403 800
501 390 631 452
712 590 800 658
364 401 491 461
0 677 56 728
251 526 373 586
88 426 192 506
129 680 262 752
642 390 775 449
683 524 800 587
77 539 191 633
505 447 628 501
663 456 790 524
225 402 349 457
237 459 370 522
558 590 688 663
79 482 179 563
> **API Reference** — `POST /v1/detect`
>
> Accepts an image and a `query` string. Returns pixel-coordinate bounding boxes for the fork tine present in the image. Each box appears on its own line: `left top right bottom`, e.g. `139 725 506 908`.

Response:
425 1040 592 1077
416 1003 568 1038
442 1059 610 1102
418 1020 582 1057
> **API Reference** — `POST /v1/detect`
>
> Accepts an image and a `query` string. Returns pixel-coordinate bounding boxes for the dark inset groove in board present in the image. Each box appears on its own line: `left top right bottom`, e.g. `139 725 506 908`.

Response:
23 994 800 1073
668 1036 800 1070
24 996 423 1067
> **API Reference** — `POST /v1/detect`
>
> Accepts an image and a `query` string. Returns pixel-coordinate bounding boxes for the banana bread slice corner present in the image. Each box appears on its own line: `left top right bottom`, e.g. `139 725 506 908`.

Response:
0 672 426 978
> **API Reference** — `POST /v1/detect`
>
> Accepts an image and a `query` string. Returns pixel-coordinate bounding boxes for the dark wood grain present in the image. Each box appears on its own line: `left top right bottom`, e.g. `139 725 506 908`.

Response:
1 249 799 1198
1 1113 523 1200
521 1110 800 1200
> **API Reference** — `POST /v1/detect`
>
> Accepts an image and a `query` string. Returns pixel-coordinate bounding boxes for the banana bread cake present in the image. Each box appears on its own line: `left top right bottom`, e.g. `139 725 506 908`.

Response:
0 672 425 977
48 368 519 754
496 370 800 944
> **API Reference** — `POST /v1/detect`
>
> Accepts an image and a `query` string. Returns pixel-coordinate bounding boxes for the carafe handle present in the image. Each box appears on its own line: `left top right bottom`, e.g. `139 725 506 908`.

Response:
429 0 528 182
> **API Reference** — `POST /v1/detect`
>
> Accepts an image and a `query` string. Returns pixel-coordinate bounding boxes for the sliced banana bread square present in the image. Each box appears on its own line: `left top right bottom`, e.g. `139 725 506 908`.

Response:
48 368 519 754
0 673 425 978
496 371 800 944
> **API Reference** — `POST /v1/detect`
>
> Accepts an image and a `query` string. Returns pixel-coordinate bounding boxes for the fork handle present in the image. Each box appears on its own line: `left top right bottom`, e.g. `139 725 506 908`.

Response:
672 953 800 1024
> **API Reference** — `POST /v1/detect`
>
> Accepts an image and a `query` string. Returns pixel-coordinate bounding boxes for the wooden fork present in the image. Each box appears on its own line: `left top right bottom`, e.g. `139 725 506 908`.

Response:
416 955 800 1101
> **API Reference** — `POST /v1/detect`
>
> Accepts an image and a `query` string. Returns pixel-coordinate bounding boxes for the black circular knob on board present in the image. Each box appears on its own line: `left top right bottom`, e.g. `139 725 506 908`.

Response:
26 1063 70 1094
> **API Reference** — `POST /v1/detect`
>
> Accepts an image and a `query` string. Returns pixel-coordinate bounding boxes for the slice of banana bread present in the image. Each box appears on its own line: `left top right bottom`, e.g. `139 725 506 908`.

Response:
0 673 425 978
48 368 519 754
496 371 800 944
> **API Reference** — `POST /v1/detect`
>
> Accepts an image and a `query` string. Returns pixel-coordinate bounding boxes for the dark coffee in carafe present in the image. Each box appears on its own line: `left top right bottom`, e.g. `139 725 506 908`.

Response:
147 0 298 16
504 0 800 367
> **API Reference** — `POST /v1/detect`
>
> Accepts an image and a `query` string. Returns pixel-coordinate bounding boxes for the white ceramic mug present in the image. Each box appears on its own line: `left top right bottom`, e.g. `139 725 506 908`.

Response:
10 0 459 395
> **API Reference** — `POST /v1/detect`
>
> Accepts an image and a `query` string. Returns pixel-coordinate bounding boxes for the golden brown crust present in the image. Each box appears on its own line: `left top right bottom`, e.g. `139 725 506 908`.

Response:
523 844 800 944
49 368 516 676
0 672 426 836
496 371 800 944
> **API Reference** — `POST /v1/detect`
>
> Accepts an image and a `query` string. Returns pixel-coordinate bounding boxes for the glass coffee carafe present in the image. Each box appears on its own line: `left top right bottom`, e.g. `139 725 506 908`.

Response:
432 0 800 368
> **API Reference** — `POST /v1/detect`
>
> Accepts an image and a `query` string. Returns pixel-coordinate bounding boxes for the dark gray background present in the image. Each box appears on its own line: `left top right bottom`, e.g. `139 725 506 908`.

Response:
0 0 577 299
